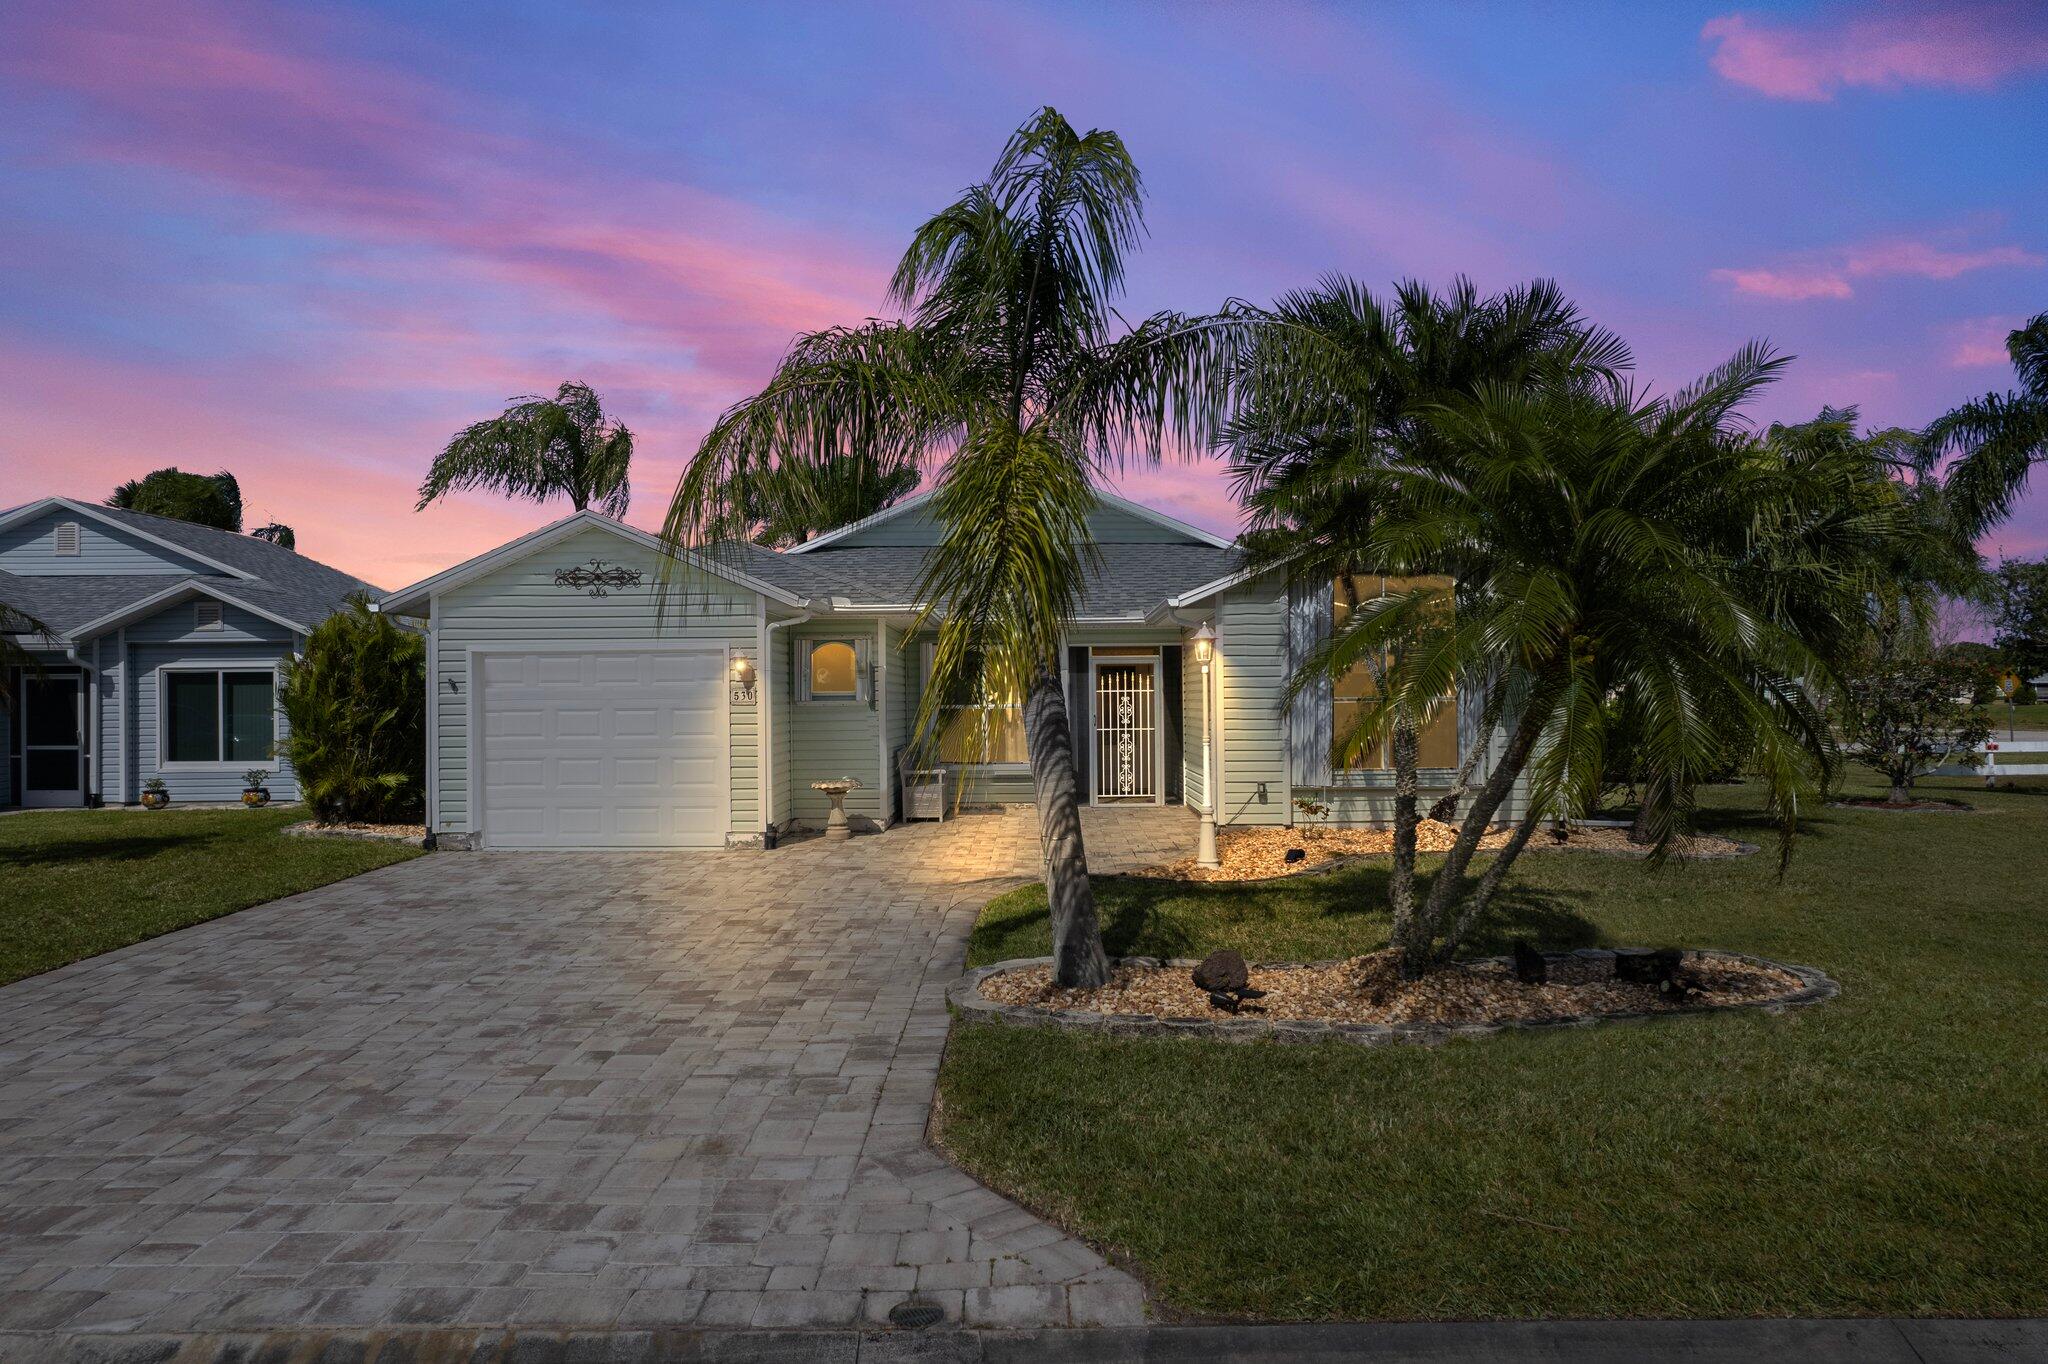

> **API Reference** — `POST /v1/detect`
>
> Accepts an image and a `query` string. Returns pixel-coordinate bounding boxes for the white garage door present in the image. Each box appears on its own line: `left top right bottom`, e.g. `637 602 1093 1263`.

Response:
477 649 726 849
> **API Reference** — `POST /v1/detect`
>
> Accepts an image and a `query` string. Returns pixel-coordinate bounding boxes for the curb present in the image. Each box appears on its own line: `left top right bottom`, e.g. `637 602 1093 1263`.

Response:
1 1318 2039 1363
948 948 1839 1047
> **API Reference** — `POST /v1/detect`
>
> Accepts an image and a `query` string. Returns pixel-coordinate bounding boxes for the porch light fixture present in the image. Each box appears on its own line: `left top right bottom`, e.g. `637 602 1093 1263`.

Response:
732 655 756 685
1191 622 1215 664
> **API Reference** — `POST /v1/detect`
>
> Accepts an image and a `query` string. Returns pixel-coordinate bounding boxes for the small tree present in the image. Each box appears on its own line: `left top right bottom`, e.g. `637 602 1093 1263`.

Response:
1989 556 2048 681
280 597 426 823
109 468 244 530
1836 619 1993 804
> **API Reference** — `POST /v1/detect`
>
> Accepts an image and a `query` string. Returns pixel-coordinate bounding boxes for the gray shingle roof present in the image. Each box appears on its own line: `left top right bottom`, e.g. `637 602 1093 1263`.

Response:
0 501 379 639
731 542 1243 618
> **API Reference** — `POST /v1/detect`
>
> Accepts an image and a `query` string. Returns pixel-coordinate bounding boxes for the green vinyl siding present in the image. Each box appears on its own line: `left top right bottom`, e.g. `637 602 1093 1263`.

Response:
1181 635 1207 811
430 526 760 839
1216 572 1291 826
785 621 883 826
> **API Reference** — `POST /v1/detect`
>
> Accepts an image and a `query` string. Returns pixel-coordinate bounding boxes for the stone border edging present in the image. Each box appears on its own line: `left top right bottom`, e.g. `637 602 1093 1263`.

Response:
949 948 1837 1047
1118 836 1761 887
283 821 429 848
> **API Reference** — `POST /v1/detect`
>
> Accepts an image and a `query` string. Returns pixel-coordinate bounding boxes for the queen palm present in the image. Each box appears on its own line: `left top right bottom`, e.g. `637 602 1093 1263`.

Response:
1249 341 1895 977
1 604 49 707
419 381 633 517
714 451 921 548
1926 311 2048 536
662 108 1236 987
1229 274 1632 856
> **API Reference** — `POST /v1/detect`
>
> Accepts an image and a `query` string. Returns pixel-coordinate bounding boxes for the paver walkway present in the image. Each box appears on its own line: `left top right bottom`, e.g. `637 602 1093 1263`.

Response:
0 806 1196 1337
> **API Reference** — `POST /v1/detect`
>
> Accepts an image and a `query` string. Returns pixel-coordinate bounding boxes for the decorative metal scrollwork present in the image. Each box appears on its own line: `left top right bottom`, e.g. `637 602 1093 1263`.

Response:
553 558 643 598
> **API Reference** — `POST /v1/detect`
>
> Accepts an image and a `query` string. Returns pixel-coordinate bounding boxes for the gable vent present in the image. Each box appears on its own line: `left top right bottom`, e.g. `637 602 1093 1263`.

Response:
195 600 224 631
52 522 81 556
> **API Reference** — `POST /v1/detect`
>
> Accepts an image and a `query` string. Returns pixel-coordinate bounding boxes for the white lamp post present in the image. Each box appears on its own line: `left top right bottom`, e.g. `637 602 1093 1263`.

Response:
1192 622 1219 868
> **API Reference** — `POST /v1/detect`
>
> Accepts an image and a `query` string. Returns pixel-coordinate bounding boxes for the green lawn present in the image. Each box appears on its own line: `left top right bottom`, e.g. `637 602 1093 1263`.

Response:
1981 700 2048 733
940 772 2048 1320
0 807 422 985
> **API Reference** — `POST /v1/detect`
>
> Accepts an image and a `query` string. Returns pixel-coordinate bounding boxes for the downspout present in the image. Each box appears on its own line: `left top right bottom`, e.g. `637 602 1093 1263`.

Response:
116 628 128 805
761 609 813 848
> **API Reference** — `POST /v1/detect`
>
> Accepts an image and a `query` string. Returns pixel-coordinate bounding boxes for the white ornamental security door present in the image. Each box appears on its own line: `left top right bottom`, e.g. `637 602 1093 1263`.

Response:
1093 662 1159 802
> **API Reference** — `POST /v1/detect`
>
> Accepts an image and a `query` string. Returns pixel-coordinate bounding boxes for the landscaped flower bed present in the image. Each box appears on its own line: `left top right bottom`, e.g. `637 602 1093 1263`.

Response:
284 820 429 845
1135 819 1750 882
954 947 1832 1044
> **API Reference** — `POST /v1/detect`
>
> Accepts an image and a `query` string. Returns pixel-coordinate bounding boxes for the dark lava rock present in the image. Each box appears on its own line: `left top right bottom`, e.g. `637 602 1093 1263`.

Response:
1283 847 1307 864
1614 948 1683 985
1192 948 1250 995
1511 940 1547 985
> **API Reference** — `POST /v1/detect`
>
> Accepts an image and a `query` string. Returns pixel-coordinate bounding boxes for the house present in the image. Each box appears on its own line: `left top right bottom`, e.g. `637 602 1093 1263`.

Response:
381 491 1527 851
0 497 377 808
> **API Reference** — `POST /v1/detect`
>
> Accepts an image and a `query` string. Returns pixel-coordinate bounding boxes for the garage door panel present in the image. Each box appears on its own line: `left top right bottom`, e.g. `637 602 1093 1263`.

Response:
478 649 726 849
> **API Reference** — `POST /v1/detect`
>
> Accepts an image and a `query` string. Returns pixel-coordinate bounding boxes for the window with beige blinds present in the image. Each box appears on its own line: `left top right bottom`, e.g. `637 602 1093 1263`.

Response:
1331 574 1458 770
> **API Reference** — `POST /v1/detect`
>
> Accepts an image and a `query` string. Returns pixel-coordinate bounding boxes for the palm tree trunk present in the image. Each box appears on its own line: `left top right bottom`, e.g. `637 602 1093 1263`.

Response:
1021 661 1110 988
1628 773 1662 845
1387 720 1424 968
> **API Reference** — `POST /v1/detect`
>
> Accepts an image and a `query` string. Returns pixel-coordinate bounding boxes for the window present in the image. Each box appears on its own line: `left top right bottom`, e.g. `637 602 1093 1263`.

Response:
1331 574 1458 770
799 638 869 702
194 600 224 631
921 643 1028 763
163 670 274 764
53 521 80 556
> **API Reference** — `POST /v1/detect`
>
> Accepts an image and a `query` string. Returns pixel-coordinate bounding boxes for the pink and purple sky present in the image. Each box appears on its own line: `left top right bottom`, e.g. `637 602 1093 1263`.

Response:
3 0 2044 590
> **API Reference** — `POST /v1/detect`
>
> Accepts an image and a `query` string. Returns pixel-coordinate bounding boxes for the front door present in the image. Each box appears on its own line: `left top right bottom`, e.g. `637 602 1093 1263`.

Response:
22 673 85 808
1092 660 1161 804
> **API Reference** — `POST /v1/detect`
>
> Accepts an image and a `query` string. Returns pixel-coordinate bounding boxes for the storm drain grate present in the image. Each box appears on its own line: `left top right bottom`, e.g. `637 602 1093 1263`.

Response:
887 1299 947 1330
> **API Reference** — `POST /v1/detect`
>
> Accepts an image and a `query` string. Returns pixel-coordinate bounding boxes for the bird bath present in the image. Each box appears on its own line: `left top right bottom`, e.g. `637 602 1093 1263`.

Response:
811 777 865 841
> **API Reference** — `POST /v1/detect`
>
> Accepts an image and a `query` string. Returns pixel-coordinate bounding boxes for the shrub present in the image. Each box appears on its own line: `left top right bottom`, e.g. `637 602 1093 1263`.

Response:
280 595 425 823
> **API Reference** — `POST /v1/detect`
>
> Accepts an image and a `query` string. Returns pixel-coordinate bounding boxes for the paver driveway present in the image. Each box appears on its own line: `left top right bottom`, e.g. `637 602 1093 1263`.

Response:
0 807 1196 1337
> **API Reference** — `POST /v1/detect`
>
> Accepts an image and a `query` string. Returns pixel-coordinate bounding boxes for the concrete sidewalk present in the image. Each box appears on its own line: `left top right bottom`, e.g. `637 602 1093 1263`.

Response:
3 1318 2042 1362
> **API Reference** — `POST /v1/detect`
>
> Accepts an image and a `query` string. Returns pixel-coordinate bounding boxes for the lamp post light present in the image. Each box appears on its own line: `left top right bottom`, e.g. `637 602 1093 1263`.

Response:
1192 622 1219 868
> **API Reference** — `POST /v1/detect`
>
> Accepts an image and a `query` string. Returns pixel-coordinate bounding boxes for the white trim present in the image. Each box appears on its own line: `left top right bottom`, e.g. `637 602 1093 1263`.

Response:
379 511 807 615
89 637 100 802
0 497 259 580
756 599 770 838
153 662 282 771
67 580 312 642
115 628 128 805
464 641 732 851
875 618 889 826
786 487 1235 554
425 596 440 831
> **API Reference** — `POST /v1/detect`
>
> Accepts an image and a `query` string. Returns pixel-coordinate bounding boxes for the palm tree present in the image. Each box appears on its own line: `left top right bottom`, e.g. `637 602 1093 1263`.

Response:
714 453 921 548
419 381 633 518
1229 275 1633 849
1 604 50 708
662 108 1237 987
109 468 244 531
1251 342 1898 977
1926 311 2048 536
251 522 297 551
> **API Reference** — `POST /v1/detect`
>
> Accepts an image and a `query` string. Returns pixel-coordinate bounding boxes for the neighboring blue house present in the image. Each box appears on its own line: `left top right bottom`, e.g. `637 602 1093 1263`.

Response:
0 497 377 808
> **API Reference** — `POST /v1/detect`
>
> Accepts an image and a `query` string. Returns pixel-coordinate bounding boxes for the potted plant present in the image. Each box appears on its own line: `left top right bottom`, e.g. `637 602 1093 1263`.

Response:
140 777 169 810
241 769 272 807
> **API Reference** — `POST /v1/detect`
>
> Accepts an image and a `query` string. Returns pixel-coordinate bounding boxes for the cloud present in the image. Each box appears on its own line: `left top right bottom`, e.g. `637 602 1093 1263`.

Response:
1943 315 2026 368
1702 5 2048 101
1712 234 2041 300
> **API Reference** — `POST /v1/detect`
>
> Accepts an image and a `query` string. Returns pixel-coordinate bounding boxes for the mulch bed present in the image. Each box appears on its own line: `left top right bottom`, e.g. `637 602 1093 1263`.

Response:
1136 819 1749 882
284 821 429 845
977 948 1806 1028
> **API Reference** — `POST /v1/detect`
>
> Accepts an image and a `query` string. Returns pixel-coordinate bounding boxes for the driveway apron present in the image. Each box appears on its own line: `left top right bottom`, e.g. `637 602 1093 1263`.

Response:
0 807 1194 1335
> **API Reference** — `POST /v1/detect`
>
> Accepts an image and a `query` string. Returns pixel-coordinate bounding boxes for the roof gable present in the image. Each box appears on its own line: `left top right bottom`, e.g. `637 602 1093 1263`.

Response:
0 503 223 578
379 512 807 615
